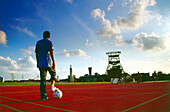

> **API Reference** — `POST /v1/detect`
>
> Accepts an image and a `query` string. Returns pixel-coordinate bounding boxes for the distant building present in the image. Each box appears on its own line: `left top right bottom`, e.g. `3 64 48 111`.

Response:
68 74 76 82
0 76 4 82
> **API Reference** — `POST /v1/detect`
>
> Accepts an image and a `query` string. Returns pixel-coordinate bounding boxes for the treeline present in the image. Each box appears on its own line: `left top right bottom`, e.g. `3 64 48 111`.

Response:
72 71 170 82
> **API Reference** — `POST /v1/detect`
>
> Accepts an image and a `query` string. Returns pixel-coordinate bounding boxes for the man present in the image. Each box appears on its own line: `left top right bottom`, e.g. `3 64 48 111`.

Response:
35 31 58 100
56 76 60 84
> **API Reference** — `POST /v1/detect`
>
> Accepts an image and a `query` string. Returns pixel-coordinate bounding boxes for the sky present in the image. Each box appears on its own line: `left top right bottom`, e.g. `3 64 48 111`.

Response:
0 0 170 80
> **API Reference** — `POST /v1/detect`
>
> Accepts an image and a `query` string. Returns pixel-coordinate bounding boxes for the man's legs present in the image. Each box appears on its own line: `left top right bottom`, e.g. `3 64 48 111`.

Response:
39 67 48 100
51 80 55 89
48 67 58 91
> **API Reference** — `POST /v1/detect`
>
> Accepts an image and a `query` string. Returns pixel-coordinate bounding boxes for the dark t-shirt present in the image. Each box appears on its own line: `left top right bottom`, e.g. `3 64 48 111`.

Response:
35 39 54 67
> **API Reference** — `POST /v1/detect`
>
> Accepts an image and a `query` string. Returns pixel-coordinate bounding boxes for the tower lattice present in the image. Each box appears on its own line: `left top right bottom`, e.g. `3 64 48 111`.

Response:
105 51 124 78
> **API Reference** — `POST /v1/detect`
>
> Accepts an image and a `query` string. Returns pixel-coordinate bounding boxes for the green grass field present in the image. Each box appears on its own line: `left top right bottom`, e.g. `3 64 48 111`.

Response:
1 80 168 86
0 82 110 86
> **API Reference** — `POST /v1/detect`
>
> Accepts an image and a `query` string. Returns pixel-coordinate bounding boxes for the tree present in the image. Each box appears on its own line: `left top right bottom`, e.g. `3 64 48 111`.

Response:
95 72 100 76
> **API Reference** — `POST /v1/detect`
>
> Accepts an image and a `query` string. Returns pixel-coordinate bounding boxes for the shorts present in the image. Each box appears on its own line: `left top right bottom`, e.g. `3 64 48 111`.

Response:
39 67 56 81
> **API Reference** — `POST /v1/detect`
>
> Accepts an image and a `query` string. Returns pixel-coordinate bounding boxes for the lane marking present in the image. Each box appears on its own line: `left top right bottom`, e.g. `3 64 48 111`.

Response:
0 90 39 94
0 103 23 112
0 81 166 94
0 90 167 110
0 82 168 111
51 91 168 107
0 96 76 112
21 90 168 111
122 93 169 112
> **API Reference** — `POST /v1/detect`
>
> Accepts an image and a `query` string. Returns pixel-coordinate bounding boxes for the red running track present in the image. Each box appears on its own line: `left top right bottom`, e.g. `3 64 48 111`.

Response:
0 81 169 112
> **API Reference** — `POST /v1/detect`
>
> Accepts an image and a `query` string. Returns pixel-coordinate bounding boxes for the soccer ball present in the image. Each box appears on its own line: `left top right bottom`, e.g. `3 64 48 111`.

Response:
53 89 63 99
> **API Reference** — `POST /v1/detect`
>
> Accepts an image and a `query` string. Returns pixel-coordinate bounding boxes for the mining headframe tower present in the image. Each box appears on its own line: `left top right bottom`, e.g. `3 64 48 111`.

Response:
106 51 124 79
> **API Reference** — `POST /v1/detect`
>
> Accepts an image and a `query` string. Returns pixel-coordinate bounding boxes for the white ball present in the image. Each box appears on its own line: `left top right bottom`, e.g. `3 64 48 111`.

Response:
53 89 63 99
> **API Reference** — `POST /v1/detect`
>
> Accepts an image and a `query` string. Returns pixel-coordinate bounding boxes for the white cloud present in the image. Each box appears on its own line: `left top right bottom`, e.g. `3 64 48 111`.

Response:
15 18 29 23
108 2 114 11
0 56 38 80
118 0 156 30
15 18 23 22
0 30 7 47
114 35 124 46
155 13 162 26
85 39 94 47
60 49 91 60
17 56 36 68
20 46 35 55
91 8 105 21
91 8 112 27
0 56 19 70
91 9 120 38
122 0 128 7
65 0 73 4
11 26 36 38
91 0 158 39
133 32 170 51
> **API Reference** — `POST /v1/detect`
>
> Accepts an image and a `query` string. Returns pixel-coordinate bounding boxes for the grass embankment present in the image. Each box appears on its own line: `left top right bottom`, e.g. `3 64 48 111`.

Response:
0 82 110 86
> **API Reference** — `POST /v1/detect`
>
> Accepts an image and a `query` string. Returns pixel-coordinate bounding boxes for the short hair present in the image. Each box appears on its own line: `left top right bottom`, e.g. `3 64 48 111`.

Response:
43 31 50 39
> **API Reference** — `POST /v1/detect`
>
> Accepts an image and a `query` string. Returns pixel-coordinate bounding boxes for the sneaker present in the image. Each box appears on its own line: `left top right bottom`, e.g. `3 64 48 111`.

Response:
50 86 59 92
41 96 48 101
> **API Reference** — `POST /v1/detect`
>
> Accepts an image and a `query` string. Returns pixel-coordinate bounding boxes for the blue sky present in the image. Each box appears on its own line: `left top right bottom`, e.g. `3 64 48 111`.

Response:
0 0 170 80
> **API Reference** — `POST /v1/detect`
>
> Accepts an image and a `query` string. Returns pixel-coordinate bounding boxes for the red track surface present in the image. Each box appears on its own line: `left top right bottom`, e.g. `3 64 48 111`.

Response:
0 81 169 112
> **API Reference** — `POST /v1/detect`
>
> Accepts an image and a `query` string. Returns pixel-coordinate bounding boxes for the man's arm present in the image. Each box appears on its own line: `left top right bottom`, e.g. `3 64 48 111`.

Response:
50 50 55 70
36 53 39 68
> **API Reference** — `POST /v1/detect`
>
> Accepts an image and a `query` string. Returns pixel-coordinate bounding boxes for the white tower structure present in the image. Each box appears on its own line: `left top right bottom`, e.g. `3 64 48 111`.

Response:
70 65 73 82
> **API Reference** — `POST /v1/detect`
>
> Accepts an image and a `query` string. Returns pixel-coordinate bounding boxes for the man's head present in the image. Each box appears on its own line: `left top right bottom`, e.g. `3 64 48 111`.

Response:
43 31 50 39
